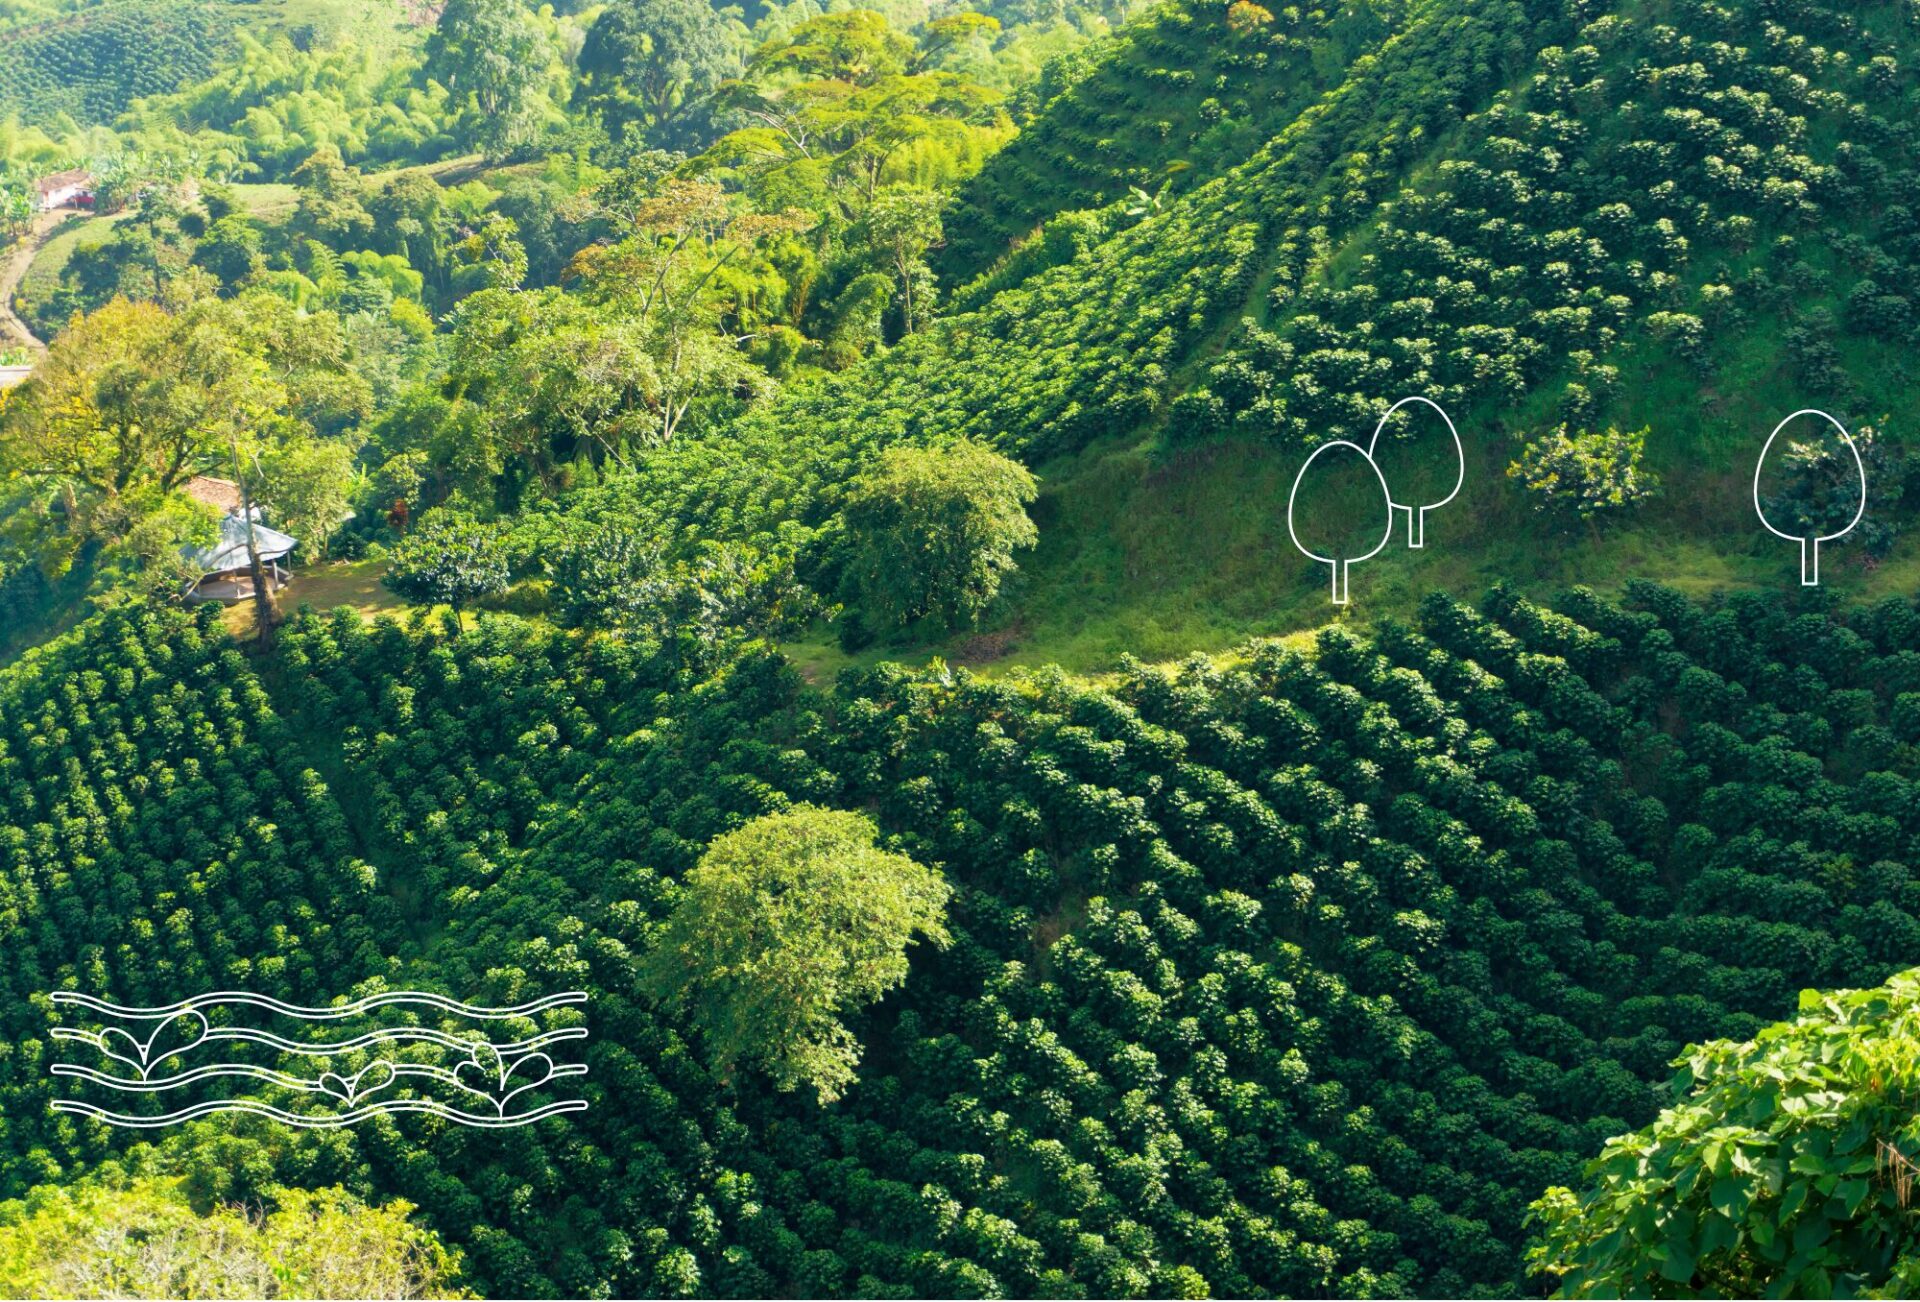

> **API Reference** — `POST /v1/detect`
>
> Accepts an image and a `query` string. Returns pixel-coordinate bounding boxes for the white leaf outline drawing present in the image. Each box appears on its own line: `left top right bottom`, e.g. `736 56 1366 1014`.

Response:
454 1041 562 1116
1288 439 1395 605
317 1060 398 1107
1752 408 1867 586
93 1009 209 1081
46 989 591 1129
1363 395 1464 549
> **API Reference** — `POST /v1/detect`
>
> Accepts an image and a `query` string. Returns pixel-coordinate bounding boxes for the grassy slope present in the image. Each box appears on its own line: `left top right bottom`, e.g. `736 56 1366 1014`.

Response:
794 431 1920 682
219 557 404 639
10 181 295 326
830 0 1920 677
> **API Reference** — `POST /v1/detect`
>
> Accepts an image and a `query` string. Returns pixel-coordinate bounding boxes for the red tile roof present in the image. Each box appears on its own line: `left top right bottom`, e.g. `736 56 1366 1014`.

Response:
183 475 244 515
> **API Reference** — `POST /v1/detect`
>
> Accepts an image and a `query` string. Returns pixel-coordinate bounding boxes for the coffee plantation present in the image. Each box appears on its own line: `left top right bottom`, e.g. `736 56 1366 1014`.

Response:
4 579 1920 1295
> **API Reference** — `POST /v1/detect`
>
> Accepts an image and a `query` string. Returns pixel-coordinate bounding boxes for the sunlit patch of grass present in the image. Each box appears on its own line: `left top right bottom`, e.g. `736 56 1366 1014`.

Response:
806 422 1920 680
221 558 407 639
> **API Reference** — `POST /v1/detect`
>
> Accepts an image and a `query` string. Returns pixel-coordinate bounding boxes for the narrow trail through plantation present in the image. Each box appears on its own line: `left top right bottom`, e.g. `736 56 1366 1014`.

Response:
0 206 74 356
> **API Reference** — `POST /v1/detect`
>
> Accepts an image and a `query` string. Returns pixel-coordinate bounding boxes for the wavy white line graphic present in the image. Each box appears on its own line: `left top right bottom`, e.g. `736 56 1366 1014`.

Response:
47 988 592 1128
52 1061 590 1095
52 1099 590 1129
52 990 587 1020
52 1024 587 1061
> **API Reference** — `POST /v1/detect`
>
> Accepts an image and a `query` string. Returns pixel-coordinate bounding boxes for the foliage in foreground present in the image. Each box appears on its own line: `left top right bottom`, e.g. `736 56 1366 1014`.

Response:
0 1169 468 1300
1530 968 1920 1299
641 804 951 1103
1509 426 1660 525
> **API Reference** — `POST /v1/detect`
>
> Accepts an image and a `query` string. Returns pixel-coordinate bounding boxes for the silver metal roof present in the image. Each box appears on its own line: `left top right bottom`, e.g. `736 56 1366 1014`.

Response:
185 514 297 572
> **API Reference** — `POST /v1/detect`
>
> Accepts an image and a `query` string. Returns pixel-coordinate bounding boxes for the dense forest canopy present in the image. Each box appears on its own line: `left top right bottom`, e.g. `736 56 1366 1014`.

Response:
4 0 1920 1297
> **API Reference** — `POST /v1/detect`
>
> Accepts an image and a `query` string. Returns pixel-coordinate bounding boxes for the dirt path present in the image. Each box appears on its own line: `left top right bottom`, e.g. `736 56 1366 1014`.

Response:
0 206 77 355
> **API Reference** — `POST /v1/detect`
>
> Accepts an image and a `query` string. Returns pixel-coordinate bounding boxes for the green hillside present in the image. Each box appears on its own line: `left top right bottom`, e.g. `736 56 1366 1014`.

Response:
0 0 229 124
978 0 1920 659
562 0 1920 675
9 0 1920 1295
938 0 1408 285
6 582 1920 1296
0 0 415 125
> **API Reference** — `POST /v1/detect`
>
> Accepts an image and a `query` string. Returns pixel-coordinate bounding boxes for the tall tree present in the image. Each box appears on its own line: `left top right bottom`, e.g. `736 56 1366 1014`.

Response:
641 804 950 1103
841 437 1038 632
259 437 356 560
290 145 373 247
425 0 552 159
367 172 454 294
856 186 949 334
0 291 361 604
694 12 1005 216
575 0 745 151
0 299 250 546
450 213 529 296
563 178 801 446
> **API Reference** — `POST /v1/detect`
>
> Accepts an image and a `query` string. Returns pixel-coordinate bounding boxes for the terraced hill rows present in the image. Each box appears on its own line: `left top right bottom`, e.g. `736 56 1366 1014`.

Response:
939 0 1409 285
5 580 1919 1295
592 0 1920 656
0 0 230 123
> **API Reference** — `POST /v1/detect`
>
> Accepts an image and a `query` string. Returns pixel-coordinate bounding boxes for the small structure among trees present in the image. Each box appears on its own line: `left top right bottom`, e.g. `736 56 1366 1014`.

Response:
34 169 94 211
179 476 296 603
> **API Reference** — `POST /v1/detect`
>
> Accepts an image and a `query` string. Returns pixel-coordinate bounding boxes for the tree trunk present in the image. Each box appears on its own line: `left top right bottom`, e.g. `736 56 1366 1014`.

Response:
898 255 914 335
231 435 279 650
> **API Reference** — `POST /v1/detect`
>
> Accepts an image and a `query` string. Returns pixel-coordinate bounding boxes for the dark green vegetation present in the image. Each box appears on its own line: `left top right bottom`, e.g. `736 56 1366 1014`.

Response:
0 0 1116 639
939 0 1404 283
1532 970 1920 1298
452 0 1917 676
8 579 1920 1295
16 0 1920 671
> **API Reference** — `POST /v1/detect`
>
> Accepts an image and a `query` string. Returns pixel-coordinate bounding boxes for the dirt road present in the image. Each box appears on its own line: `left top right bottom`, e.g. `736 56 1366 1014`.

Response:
0 206 77 356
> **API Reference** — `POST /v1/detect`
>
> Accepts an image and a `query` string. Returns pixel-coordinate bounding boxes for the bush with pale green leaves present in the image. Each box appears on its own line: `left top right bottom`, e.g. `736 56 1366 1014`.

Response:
0 1171 469 1299
841 438 1037 635
1509 425 1660 523
1529 968 1920 1299
640 804 950 1103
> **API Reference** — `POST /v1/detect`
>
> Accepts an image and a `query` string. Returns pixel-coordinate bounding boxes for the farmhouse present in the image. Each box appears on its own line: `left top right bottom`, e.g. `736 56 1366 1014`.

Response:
179 476 296 603
34 169 93 211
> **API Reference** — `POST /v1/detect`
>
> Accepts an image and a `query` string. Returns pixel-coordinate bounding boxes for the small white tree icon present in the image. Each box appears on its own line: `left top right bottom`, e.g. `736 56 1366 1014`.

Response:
1753 408 1866 586
1364 395 1464 549
1288 440 1394 605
